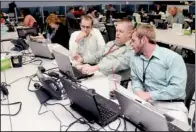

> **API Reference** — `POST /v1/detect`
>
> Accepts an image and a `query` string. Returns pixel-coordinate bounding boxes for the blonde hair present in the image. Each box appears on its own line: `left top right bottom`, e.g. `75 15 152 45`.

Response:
46 13 61 24
81 15 93 25
133 24 156 44
117 18 134 30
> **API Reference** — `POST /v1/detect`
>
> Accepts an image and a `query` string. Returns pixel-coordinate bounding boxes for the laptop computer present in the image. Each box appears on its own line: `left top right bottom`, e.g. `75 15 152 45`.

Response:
60 77 120 127
115 89 191 131
53 50 94 80
27 39 54 59
17 27 38 39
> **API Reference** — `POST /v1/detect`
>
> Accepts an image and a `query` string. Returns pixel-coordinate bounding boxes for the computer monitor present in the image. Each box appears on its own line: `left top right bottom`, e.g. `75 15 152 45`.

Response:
182 9 189 17
16 27 38 39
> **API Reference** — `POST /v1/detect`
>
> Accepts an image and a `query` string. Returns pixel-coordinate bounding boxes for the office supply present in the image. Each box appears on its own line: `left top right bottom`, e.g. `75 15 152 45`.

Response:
60 77 120 127
53 50 94 80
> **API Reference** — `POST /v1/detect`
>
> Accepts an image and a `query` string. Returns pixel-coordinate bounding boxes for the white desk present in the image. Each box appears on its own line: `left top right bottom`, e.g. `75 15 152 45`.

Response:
155 28 195 51
1 33 192 131
1 40 137 131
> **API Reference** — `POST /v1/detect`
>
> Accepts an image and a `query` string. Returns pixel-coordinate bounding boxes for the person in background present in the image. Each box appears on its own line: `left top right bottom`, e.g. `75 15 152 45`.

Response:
129 24 188 124
74 19 133 76
108 4 116 12
20 8 36 27
74 6 85 17
69 15 105 65
87 7 99 27
155 4 161 14
30 13 70 49
166 6 185 27
66 7 77 20
0 11 5 24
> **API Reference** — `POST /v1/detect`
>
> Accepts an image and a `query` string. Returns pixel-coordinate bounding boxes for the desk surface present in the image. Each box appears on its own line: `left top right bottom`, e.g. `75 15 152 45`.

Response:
155 28 195 50
1 40 137 131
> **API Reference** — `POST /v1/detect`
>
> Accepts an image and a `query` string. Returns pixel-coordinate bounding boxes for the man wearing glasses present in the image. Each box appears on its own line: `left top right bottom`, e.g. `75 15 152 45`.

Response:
69 15 105 65
74 18 133 76
130 24 188 124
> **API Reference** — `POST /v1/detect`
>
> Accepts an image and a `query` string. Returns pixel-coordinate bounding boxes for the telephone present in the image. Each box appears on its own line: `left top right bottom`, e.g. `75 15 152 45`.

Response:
11 38 29 51
35 66 62 104
7 24 15 32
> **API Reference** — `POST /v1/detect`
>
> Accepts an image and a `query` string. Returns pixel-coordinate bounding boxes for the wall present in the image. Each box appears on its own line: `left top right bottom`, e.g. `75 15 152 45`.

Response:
1 1 153 8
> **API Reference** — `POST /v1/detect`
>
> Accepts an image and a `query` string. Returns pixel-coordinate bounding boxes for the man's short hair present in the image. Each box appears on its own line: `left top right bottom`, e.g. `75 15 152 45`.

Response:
117 18 134 30
69 7 74 12
80 15 93 26
132 24 156 44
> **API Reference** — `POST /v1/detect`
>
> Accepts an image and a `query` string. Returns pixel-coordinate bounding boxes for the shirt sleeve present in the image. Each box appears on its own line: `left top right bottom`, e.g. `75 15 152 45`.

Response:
178 14 185 24
150 56 187 100
69 31 79 55
131 59 145 92
97 48 131 75
83 29 105 64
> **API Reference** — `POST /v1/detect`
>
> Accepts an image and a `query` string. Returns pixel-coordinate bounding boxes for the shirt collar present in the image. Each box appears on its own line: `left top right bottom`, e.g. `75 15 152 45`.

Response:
140 45 160 60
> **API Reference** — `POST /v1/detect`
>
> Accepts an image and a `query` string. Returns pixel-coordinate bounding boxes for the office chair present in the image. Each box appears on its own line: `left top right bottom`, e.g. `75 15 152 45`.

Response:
104 24 116 41
184 63 195 111
66 18 81 30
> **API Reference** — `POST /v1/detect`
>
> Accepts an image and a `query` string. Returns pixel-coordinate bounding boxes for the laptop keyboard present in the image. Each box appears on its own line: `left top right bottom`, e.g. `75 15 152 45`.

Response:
72 66 86 78
168 122 183 131
95 94 119 122
97 103 117 121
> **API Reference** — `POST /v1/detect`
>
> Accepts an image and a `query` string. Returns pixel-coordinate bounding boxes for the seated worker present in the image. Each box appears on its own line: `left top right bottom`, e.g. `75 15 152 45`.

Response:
129 24 188 124
30 13 70 49
166 6 185 27
87 8 99 28
20 8 36 27
74 18 133 76
66 7 77 20
69 15 105 64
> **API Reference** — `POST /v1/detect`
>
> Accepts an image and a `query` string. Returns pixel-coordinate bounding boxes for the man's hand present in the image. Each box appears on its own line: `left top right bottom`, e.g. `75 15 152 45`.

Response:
72 54 83 63
135 91 151 101
81 65 100 74
75 31 87 43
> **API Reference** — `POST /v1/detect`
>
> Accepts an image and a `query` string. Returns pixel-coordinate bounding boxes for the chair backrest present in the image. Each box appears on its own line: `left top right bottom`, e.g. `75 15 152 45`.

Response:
104 24 116 41
66 17 80 29
184 63 195 111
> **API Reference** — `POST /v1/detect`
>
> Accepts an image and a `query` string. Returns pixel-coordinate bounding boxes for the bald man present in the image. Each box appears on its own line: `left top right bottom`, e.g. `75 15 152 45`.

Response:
166 7 185 27
73 18 133 75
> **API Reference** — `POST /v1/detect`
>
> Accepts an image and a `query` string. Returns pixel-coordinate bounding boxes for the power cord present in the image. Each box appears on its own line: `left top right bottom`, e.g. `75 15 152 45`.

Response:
45 102 97 131
108 118 121 131
38 104 68 131
1 101 22 116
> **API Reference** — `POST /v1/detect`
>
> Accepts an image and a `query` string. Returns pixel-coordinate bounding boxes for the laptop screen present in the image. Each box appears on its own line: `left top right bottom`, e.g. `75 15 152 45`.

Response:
60 78 101 120
17 28 38 39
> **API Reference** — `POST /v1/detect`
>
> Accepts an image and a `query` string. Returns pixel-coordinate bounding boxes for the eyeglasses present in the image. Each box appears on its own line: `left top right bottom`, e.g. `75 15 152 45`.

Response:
80 25 92 29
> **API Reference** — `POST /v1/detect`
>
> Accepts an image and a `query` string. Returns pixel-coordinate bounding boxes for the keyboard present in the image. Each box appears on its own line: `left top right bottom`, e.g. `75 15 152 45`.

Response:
72 66 87 78
97 104 116 121
95 94 120 122
168 122 183 131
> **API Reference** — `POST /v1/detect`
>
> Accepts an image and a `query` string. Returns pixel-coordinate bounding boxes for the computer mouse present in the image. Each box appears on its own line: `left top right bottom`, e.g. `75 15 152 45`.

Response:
87 89 96 94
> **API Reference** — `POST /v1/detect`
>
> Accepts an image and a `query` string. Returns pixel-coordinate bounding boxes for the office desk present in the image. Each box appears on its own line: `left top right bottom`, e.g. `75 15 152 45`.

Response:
155 28 195 51
1 40 137 131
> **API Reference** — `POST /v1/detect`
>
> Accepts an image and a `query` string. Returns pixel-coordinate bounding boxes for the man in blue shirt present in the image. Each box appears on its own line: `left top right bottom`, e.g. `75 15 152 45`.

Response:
129 24 188 124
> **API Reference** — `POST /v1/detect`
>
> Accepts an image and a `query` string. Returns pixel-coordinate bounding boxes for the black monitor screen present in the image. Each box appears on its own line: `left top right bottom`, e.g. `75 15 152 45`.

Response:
16 28 38 39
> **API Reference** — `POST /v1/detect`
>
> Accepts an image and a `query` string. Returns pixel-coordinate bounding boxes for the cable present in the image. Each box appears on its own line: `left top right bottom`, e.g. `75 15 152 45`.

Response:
108 118 121 131
1 101 22 116
45 102 97 131
7 96 13 131
8 76 29 85
38 104 68 131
